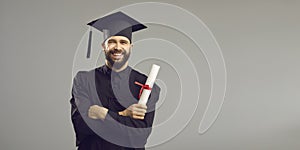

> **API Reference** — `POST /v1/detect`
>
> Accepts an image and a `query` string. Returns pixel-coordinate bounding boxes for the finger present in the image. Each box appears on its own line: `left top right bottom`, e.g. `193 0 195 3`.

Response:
89 116 98 119
135 104 147 109
88 112 97 119
132 107 147 113
133 115 144 120
132 104 147 110
132 111 145 117
88 108 94 113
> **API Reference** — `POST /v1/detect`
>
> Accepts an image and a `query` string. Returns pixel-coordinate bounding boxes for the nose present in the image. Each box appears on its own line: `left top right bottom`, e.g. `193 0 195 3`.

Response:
114 42 122 50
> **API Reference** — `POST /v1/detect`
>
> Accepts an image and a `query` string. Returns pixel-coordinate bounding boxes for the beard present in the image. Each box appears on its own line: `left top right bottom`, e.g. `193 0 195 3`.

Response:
105 49 131 69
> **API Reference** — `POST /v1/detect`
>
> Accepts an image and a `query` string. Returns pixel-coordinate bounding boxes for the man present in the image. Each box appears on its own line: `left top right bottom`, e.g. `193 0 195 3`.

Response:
70 11 160 150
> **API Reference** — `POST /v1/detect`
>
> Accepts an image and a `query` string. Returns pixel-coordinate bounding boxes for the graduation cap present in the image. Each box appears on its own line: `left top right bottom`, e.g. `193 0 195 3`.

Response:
86 11 147 58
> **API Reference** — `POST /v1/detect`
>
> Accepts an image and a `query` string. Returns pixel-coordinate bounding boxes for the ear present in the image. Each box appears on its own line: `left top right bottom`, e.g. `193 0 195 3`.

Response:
101 42 105 50
130 43 133 50
102 42 108 52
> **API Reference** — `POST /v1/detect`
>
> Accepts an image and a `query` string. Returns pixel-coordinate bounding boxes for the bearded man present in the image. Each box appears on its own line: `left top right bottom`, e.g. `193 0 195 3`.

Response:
70 11 160 150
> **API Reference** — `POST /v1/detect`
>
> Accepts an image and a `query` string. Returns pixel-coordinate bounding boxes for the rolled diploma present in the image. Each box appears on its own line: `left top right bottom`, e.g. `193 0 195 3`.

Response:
138 64 160 105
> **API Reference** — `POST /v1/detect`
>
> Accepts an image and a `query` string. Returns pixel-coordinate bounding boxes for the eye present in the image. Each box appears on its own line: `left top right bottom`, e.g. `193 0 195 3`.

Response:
108 39 116 44
120 40 128 45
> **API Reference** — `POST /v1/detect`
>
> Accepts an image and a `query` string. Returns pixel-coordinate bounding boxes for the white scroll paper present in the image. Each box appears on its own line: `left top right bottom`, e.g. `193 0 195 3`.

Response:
138 64 160 105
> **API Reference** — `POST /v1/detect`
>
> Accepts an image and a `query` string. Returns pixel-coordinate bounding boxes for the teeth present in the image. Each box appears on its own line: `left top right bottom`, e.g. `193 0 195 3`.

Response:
113 53 122 56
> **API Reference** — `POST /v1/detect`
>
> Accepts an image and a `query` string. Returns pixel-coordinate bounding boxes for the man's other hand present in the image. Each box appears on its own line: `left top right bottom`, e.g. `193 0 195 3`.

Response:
88 105 108 120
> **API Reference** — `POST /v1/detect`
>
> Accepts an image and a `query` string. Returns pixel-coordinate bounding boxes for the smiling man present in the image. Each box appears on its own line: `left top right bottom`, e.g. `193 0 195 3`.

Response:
104 36 132 71
70 12 160 150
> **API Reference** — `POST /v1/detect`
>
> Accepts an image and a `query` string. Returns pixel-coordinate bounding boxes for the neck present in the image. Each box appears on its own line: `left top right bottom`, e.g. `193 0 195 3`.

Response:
105 60 129 72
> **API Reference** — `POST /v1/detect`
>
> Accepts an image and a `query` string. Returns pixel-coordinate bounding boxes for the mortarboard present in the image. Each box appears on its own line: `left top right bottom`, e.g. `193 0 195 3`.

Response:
86 11 147 58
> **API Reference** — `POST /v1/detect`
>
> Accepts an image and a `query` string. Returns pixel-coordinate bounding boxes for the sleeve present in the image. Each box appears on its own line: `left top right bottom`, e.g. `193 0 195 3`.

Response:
70 71 96 146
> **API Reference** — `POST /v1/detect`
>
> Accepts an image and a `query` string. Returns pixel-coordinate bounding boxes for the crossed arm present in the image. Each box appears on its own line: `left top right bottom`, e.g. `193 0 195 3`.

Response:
88 103 148 120
71 71 159 129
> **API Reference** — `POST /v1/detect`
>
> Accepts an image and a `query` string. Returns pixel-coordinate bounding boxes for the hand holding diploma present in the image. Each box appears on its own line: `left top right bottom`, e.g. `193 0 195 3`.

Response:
137 64 160 105
118 103 148 120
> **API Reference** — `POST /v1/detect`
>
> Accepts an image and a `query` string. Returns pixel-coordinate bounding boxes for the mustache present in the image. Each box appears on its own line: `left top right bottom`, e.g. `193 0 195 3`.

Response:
108 49 126 54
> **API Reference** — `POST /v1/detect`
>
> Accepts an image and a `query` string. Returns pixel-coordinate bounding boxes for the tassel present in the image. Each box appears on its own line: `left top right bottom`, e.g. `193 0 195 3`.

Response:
86 28 92 58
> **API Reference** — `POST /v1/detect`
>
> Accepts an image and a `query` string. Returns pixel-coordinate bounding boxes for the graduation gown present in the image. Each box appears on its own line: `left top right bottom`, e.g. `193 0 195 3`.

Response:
70 65 160 150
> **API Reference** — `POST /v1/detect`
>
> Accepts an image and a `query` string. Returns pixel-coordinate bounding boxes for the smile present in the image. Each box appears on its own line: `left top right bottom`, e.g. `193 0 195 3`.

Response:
113 53 123 56
111 52 124 60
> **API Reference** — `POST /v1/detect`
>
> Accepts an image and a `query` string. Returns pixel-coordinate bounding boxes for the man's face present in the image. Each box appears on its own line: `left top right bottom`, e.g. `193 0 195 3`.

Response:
103 36 132 69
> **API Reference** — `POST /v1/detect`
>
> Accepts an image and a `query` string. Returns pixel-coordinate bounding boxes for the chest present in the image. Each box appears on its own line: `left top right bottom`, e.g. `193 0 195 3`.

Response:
94 73 144 111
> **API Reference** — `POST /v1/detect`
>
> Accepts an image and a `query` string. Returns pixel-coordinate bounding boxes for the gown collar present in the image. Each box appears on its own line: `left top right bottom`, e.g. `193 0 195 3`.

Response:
101 65 132 78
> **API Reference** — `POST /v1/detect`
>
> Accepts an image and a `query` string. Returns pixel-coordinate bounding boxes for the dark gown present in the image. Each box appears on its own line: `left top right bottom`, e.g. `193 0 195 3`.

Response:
70 65 160 150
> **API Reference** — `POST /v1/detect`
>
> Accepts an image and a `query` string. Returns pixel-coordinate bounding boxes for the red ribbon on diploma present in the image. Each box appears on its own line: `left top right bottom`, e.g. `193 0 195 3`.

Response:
134 81 152 99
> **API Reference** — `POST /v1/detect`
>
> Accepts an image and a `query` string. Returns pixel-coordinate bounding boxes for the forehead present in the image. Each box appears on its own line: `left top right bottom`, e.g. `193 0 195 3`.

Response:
108 36 130 42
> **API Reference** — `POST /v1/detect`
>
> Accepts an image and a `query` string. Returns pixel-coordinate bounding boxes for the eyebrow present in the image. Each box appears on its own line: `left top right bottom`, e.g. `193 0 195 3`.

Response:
120 39 129 43
108 39 117 42
108 39 129 43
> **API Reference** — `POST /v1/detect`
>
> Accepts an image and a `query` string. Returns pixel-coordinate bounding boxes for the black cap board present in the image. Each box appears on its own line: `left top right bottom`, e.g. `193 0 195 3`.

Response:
86 11 147 58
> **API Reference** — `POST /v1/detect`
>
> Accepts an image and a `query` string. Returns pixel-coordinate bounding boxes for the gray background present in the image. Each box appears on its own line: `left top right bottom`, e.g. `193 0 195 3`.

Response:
1 0 299 149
